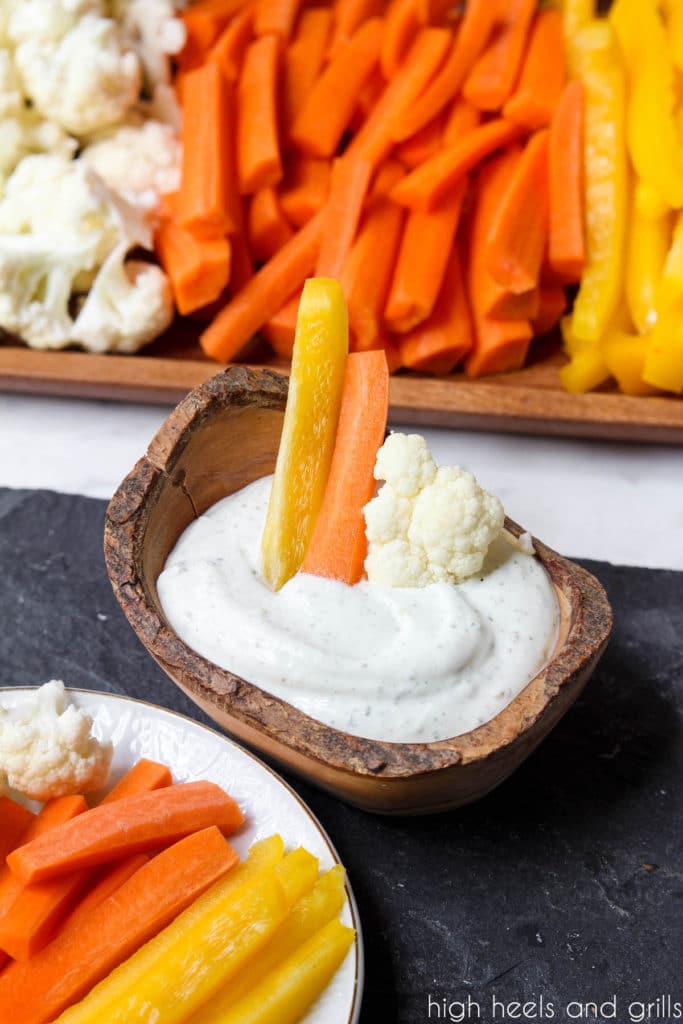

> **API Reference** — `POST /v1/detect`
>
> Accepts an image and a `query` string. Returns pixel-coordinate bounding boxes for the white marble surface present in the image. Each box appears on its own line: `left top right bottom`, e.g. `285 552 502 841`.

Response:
1 392 682 570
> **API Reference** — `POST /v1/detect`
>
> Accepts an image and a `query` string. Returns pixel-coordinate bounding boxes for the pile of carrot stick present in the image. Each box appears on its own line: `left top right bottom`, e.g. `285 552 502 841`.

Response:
0 763 243 1023
156 0 585 377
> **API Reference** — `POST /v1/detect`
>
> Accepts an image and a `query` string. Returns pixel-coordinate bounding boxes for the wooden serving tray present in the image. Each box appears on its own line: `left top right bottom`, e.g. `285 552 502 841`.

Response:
2 331 682 443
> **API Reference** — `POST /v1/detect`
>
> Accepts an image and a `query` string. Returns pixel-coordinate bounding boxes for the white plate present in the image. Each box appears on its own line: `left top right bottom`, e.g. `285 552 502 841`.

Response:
1 687 364 1024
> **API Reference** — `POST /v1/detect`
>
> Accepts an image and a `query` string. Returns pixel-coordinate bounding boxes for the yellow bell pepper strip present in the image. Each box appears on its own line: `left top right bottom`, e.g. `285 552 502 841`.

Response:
625 181 671 335
190 866 346 1021
561 0 594 48
661 0 683 74
642 211 683 393
261 278 348 591
204 919 355 1024
55 843 319 1024
603 329 660 396
566 21 627 346
559 314 611 393
611 0 683 210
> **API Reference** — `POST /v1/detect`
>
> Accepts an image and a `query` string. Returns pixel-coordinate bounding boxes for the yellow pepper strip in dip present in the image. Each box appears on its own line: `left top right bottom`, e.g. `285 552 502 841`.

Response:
261 277 348 591
190 866 346 1020
642 212 683 394
625 181 671 335
201 919 355 1024
566 21 627 347
610 0 683 210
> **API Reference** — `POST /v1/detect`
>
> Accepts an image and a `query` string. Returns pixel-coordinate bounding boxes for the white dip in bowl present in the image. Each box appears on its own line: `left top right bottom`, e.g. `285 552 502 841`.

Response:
157 475 559 743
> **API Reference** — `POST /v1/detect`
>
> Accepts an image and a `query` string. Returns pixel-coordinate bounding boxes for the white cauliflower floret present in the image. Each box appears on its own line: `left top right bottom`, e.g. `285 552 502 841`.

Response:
13 14 141 135
363 483 412 545
0 681 112 802
0 152 147 261
112 0 186 90
364 538 432 589
0 112 76 189
7 0 105 45
0 235 94 347
0 49 23 115
374 432 437 497
363 433 505 587
409 465 505 582
82 120 181 211
0 153 168 350
72 243 173 353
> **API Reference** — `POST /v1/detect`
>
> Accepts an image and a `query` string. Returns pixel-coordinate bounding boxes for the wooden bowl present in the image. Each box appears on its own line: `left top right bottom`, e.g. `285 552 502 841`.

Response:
104 367 613 815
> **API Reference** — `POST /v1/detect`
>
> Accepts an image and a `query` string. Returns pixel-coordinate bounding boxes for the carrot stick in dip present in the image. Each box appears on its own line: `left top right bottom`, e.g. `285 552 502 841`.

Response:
303 350 389 584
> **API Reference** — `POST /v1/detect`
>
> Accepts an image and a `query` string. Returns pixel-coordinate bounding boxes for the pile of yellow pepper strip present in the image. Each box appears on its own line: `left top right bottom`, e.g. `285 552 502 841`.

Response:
560 0 683 395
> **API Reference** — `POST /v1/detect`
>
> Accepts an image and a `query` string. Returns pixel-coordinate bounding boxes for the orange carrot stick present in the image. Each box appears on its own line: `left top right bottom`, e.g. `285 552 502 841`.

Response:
62 855 149 929
396 109 447 169
201 212 324 361
341 166 405 349
316 156 373 278
207 6 254 80
377 333 404 373
384 176 467 331
8 782 244 884
399 246 473 374
442 96 482 145
349 27 452 168
390 0 498 141
464 314 532 377
462 0 536 111
0 799 87 926
249 187 295 262
381 0 420 78
231 224 255 292
237 34 283 194
0 828 238 1024
352 65 386 127
391 118 522 211
179 0 250 69
329 0 384 55
177 61 239 238
464 153 532 376
532 282 567 336
254 0 302 38
100 760 172 805
155 217 231 315
484 284 539 321
279 157 331 227
282 8 333 130
503 9 566 130
302 350 389 584
548 79 586 281
0 760 176 961
291 18 382 158
262 291 301 358
486 130 550 293
0 868 91 961
0 800 34 863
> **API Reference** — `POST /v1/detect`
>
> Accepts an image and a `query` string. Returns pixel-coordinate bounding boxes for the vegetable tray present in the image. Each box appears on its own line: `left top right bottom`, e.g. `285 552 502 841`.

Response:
1 332 682 443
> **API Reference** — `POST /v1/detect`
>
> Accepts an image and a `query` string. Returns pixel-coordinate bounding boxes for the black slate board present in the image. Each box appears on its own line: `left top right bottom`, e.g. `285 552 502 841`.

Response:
1 488 681 1024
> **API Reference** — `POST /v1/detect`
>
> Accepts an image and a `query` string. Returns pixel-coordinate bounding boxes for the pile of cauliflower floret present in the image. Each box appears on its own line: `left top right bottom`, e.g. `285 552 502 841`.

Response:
363 433 505 587
0 0 188 352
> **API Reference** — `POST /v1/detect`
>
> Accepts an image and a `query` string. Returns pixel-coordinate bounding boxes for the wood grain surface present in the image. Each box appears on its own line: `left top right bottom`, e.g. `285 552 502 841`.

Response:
2 332 682 443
